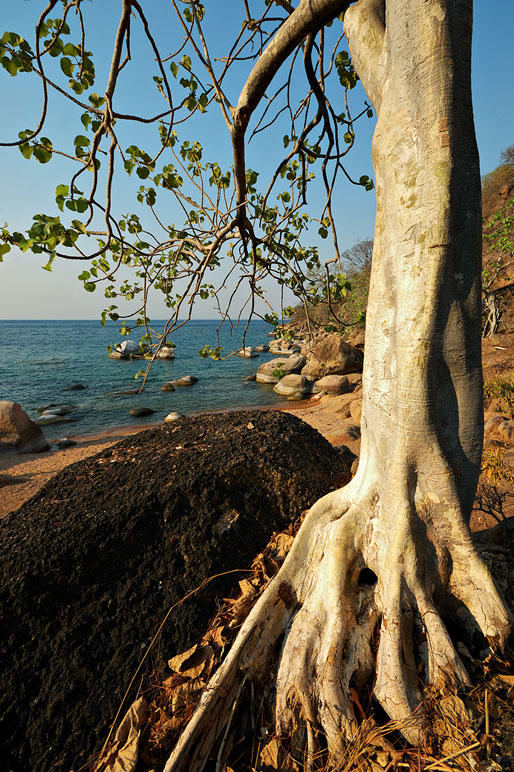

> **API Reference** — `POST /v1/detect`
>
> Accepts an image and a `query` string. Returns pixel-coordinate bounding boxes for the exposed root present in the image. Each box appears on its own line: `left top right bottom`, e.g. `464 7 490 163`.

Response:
160 480 511 772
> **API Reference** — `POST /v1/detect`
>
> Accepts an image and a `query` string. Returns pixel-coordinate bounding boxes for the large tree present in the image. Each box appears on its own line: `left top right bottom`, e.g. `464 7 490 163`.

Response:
0 0 511 769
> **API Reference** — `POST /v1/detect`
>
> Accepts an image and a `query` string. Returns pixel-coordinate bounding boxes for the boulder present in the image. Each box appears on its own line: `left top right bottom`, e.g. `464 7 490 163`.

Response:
237 347 259 358
301 333 363 378
254 344 269 352
350 398 363 424
35 415 74 427
0 410 353 772
118 340 140 355
157 346 175 360
129 407 156 417
161 382 175 392
273 374 312 399
312 375 351 396
243 374 257 382
346 372 363 389
173 375 199 387
321 392 358 418
41 405 75 416
164 411 182 422
269 339 300 355
256 354 306 384
110 340 146 359
0 401 50 453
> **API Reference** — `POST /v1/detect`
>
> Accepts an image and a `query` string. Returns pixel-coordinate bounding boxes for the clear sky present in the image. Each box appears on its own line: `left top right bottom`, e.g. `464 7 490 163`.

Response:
0 0 512 320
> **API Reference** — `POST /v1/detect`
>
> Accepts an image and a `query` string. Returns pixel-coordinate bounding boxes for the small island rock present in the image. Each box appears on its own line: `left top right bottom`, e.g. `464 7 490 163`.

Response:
157 346 175 360
237 347 259 358
173 375 199 387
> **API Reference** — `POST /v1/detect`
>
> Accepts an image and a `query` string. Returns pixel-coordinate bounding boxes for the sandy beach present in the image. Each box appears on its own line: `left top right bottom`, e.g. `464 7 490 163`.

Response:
0 398 359 518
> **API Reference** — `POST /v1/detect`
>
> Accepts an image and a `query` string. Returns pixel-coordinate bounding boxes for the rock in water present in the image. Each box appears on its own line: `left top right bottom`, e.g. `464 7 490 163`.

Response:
173 375 198 387
157 346 175 359
0 410 352 772
129 407 156 417
0 401 50 453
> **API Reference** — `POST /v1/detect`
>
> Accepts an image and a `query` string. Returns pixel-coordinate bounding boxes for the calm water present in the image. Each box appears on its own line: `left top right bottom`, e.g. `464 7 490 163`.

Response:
0 319 286 440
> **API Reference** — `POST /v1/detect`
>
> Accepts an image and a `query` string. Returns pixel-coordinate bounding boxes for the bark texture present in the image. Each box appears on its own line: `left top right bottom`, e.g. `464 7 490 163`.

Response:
164 2 512 769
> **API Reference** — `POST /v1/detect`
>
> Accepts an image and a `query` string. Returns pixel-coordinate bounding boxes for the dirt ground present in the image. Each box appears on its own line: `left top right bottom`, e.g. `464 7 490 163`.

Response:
0 409 353 772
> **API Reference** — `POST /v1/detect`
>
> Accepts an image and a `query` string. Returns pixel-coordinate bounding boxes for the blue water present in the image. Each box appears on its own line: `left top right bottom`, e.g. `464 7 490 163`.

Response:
0 319 287 440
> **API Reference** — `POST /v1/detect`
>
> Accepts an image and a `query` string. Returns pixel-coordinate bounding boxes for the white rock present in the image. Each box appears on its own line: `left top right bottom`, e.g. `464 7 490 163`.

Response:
237 347 259 358
164 412 182 422
157 346 175 359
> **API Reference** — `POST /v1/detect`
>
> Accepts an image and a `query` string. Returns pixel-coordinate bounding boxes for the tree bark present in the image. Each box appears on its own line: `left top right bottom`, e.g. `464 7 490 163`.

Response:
163 2 511 769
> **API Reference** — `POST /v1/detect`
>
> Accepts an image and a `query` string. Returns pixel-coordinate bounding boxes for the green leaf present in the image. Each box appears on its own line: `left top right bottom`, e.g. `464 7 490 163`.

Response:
0 243 10 260
60 56 73 77
170 61 178 77
62 42 78 56
42 254 56 272
88 92 105 108
74 134 90 147
18 143 33 159
33 145 52 163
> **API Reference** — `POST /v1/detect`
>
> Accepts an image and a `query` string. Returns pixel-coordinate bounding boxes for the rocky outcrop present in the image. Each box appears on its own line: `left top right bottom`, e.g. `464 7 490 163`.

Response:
269 338 301 355
301 333 363 378
0 401 50 453
256 354 305 384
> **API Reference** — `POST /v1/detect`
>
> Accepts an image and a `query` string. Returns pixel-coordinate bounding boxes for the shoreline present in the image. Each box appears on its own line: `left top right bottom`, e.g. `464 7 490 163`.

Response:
0 396 355 519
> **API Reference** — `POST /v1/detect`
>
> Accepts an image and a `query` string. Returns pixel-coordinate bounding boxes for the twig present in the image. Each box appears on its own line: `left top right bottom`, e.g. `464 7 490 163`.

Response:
424 742 480 770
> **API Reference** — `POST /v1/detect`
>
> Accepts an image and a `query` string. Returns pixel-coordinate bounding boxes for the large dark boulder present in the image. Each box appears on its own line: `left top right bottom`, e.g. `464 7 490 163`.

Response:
0 410 352 772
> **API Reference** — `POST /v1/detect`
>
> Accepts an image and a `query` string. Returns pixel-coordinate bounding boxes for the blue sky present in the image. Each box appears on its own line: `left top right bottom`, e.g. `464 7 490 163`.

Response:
0 0 512 320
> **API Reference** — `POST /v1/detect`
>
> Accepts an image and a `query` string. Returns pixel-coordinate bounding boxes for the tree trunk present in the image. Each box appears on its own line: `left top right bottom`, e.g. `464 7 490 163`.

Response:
164 1 511 769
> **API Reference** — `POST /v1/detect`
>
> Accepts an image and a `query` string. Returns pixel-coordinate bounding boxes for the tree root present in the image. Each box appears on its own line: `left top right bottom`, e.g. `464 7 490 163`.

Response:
163 481 511 772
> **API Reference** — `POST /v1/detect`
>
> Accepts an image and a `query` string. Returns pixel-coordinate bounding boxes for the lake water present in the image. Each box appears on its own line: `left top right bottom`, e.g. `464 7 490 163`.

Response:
0 319 288 440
